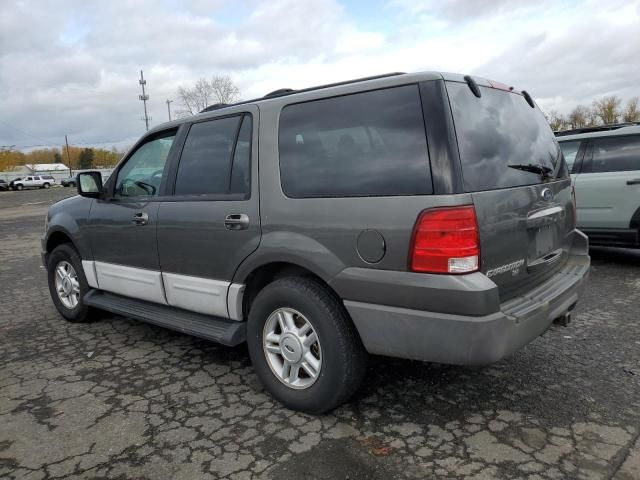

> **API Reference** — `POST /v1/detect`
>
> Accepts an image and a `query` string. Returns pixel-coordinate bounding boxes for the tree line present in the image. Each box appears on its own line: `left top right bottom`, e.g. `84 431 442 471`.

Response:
0 146 126 172
547 96 639 131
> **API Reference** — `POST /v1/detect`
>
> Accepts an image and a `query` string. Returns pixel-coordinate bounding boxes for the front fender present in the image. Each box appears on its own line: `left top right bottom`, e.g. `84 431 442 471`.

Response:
44 196 93 260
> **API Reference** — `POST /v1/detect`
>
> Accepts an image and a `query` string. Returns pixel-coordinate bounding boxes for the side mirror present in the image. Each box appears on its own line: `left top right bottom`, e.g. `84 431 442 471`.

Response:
77 172 103 198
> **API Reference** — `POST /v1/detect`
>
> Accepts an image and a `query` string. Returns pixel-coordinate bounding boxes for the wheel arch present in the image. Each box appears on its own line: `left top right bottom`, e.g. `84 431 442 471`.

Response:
45 229 77 256
239 261 343 321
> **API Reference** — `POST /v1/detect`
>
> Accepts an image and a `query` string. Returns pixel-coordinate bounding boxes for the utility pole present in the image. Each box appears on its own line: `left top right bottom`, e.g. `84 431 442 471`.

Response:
166 99 173 121
138 70 150 131
64 135 72 175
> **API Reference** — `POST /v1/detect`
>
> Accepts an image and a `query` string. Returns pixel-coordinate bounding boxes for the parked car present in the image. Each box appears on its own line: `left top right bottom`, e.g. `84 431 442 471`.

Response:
557 123 640 248
0 179 8 191
43 71 590 414
9 177 22 190
61 176 77 187
11 175 56 190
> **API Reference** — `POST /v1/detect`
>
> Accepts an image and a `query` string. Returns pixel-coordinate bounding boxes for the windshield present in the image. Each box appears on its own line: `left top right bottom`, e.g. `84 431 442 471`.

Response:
447 81 568 192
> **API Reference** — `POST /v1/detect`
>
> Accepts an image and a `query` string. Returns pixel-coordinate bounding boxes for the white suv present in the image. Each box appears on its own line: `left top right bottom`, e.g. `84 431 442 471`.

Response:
557 124 640 248
12 175 56 190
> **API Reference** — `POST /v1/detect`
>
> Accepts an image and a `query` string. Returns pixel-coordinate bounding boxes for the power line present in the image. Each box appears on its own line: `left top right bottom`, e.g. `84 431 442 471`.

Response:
0 119 52 145
8 139 132 149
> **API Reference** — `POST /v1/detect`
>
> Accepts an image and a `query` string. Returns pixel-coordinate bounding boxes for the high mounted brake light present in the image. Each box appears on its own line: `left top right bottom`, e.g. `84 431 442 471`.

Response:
410 206 480 274
488 79 514 91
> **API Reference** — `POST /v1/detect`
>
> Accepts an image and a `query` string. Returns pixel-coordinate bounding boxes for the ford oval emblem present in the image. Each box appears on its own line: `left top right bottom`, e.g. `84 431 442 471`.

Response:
541 188 553 201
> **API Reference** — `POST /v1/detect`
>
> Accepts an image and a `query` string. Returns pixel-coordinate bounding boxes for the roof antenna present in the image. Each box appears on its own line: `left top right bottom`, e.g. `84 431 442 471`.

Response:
464 75 481 98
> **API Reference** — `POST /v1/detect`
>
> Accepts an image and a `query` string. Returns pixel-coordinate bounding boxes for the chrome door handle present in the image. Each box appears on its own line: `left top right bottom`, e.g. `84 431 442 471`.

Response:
224 214 249 230
132 212 149 226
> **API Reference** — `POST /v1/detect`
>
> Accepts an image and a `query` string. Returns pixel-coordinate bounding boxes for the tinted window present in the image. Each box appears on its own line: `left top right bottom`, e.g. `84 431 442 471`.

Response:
448 82 568 192
115 131 175 197
174 116 241 195
230 115 251 195
279 85 432 198
559 140 582 172
590 135 640 173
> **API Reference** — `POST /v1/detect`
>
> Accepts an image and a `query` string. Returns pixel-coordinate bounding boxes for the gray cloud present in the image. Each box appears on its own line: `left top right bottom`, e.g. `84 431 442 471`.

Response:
0 0 638 150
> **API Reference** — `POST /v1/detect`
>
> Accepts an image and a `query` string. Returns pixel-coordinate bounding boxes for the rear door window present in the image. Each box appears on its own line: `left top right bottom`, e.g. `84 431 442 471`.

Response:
174 115 250 196
589 135 640 173
447 82 568 192
279 85 432 198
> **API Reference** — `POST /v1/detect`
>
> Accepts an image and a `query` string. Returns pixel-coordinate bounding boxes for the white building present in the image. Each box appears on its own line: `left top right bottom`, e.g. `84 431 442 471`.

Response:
18 163 71 175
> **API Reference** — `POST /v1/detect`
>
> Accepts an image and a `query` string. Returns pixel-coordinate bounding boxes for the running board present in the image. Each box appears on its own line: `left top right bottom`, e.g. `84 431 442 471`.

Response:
84 289 246 346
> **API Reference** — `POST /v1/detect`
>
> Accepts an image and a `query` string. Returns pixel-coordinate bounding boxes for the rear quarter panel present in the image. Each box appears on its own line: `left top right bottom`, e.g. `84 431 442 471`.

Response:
235 86 472 285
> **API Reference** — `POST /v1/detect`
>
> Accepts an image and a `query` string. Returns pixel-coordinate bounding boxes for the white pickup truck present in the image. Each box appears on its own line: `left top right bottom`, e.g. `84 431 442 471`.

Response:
11 175 56 190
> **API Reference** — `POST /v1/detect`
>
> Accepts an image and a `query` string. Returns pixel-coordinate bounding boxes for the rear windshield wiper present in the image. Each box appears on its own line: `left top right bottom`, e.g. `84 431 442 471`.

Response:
508 163 553 179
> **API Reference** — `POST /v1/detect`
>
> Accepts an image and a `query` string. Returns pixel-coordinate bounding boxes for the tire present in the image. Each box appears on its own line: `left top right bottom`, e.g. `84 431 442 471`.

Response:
47 244 93 322
247 277 367 414
16 184 23 191
43 183 50 189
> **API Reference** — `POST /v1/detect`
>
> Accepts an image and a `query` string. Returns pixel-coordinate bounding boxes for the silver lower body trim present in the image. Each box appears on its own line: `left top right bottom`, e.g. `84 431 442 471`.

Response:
162 272 229 317
81 260 99 288
94 261 167 305
227 283 245 321
83 260 244 320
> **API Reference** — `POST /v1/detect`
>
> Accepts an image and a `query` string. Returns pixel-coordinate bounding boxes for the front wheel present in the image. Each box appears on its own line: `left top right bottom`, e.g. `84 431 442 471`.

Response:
16 184 23 191
43 183 50 189
247 277 367 414
47 244 93 322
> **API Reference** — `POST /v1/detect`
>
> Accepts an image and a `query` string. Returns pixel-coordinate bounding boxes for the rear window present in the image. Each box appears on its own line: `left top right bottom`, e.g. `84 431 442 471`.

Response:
447 82 568 192
589 135 640 173
279 85 432 198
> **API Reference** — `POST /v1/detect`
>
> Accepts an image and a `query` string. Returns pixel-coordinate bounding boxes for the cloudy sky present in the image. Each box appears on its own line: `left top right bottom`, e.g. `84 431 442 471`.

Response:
1 0 639 151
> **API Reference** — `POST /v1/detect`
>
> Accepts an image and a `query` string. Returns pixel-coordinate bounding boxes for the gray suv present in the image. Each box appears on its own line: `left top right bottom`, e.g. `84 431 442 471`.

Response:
43 72 590 413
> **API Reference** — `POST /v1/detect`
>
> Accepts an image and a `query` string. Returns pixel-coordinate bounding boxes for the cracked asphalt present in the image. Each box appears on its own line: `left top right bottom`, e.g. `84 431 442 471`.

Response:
1 188 639 480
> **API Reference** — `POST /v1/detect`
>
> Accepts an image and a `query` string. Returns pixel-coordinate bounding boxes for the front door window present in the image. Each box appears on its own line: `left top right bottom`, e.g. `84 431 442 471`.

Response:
115 132 176 197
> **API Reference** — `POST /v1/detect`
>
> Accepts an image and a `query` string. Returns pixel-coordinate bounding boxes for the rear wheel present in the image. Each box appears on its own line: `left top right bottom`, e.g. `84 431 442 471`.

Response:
47 244 92 322
247 277 367 414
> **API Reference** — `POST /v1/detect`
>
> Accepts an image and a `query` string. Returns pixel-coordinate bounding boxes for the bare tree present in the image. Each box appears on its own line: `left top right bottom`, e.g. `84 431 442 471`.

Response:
211 76 241 105
176 75 241 117
592 96 621 125
568 105 590 129
546 110 568 131
623 97 640 123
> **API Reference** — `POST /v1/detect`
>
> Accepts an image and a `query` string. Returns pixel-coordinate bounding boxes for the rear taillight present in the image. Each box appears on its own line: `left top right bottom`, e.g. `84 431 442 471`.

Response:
410 206 480 274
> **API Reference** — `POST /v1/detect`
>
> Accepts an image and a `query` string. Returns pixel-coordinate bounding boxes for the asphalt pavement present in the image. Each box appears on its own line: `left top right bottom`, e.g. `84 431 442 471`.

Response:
1 187 639 479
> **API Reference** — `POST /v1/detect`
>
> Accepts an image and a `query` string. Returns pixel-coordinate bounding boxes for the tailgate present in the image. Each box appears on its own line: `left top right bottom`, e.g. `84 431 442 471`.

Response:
446 79 575 301
472 181 574 300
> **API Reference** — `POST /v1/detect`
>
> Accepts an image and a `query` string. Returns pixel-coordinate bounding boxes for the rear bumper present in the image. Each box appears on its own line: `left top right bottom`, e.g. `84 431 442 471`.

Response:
344 230 590 366
580 227 639 248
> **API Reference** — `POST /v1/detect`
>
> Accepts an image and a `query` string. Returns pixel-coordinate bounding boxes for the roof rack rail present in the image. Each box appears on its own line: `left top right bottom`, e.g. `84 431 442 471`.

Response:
555 121 640 137
200 103 229 113
264 88 295 98
198 71 406 113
